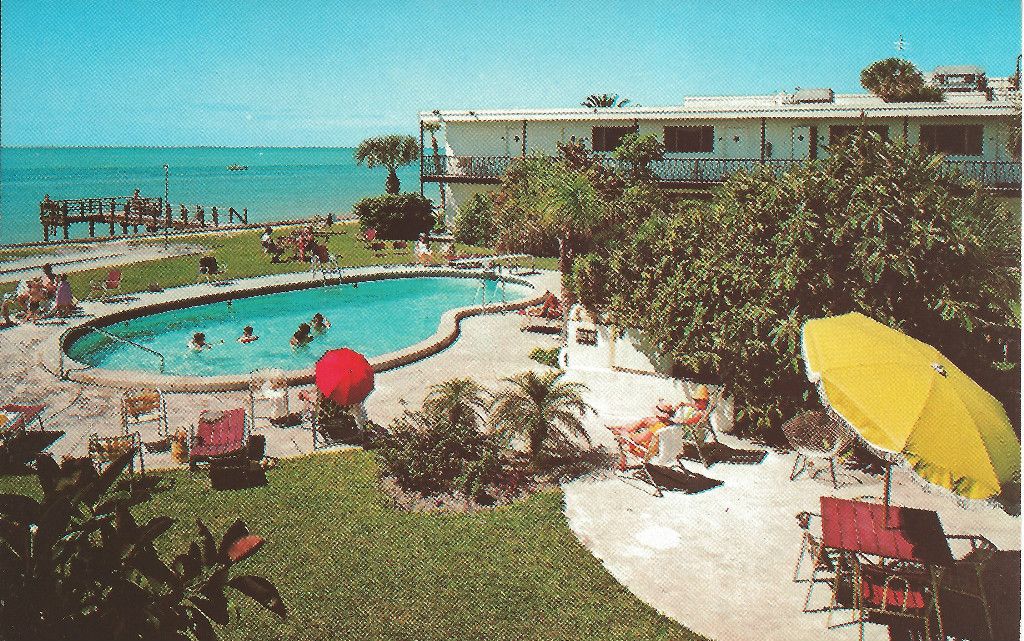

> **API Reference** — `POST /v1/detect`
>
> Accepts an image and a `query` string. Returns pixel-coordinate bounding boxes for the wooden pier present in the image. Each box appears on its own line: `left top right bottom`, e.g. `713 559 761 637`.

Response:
39 194 248 241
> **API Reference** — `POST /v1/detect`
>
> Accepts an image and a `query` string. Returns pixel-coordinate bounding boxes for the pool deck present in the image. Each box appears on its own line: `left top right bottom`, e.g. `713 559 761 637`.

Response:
1 265 559 467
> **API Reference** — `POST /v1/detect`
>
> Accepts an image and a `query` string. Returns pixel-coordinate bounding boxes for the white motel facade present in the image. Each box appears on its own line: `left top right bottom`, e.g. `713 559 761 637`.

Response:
419 69 1021 219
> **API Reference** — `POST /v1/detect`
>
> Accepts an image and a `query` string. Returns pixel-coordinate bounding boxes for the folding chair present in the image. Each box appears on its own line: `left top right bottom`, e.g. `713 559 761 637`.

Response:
613 422 689 497
189 408 248 470
88 431 145 477
852 559 935 641
89 269 122 300
676 386 724 468
121 389 169 437
306 391 365 450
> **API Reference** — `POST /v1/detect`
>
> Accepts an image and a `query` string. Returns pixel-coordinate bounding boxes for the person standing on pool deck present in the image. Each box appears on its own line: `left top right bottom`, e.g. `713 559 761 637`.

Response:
238 326 260 344
291 323 313 348
311 313 330 334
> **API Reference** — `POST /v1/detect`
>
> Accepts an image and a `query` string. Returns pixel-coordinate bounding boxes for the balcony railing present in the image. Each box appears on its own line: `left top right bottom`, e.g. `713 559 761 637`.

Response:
421 154 1022 190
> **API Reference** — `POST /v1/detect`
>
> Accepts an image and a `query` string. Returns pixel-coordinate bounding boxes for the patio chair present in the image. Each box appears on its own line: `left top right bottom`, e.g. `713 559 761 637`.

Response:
249 369 291 428
851 559 935 641
361 227 377 247
939 534 1004 641
88 269 122 300
675 386 724 468
613 422 691 497
207 435 271 490
121 389 168 437
794 511 851 614
306 391 364 450
189 407 248 470
88 431 145 477
197 256 228 284
781 409 854 489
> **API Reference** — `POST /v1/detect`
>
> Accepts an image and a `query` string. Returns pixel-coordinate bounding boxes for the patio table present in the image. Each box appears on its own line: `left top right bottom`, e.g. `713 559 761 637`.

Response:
0 403 45 445
820 496 953 637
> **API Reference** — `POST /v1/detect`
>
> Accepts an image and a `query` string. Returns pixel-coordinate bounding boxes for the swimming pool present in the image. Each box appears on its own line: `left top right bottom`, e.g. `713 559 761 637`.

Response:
66 276 533 376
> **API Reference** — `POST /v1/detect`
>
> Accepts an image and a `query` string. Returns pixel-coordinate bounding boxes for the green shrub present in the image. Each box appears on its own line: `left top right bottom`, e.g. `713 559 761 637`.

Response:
353 192 435 239
453 193 498 246
529 346 561 368
375 410 505 499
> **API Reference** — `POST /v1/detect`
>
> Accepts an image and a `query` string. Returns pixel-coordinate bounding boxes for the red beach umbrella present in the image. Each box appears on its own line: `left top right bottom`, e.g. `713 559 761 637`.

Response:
315 349 375 406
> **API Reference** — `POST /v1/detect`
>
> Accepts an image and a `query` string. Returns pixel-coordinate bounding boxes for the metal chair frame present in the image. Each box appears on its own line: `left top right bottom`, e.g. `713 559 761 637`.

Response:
121 389 169 437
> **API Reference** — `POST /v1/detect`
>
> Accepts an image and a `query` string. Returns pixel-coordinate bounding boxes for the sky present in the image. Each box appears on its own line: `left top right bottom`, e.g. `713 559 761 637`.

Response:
1 0 1020 147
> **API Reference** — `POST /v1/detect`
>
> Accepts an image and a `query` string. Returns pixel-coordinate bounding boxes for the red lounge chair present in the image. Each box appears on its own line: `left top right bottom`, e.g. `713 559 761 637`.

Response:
89 269 122 300
361 228 377 247
189 407 248 469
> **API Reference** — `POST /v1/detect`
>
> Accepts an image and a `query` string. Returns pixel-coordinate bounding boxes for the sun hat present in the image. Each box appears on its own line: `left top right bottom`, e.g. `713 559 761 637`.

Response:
692 385 710 401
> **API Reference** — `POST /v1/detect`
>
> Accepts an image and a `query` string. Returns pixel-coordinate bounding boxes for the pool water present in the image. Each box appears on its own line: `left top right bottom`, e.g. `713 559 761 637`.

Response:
67 277 532 376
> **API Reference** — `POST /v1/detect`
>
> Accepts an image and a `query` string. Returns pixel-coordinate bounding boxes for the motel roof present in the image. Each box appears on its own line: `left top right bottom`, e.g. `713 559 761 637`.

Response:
420 90 1019 123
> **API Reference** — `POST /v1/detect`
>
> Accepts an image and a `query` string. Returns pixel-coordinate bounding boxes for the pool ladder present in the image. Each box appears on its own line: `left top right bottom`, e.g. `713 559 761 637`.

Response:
60 326 166 377
479 264 508 311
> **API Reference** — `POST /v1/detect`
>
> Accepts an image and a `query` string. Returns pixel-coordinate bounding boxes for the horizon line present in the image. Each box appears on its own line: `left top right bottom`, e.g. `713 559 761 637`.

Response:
0 145 364 149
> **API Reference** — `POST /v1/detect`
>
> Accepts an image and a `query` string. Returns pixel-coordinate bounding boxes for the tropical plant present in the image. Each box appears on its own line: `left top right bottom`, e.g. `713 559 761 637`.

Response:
0 453 286 641
598 134 1021 436
528 346 561 368
375 379 504 500
453 192 498 246
613 132 666 182
581 94 633 108
860 58 944 102
490 370 593 462
422 119 448 215
354 134 420 194
352 192 435 239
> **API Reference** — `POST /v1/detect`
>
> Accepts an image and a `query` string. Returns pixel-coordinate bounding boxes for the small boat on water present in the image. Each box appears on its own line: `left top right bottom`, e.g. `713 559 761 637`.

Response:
227 164 249 171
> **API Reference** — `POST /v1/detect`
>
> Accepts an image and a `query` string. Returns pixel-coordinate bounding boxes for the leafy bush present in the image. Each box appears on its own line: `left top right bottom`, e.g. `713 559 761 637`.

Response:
613 132 665 182
374 379 506 500
0 452 285 641
601 135 1020 435
353 192 435 239
529 346 561 368
453 192 498 246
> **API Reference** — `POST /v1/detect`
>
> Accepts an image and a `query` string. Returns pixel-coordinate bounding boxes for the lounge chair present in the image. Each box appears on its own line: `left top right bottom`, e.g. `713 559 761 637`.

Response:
207 435 272 490
850 559 935 641
89 269 122 300
613 422 693 497
674 386 724 468
197 256 228 284
121 389 168 437
88 431 145 477
361 227 377 247
939 534 1012 641
519 294 563 333
781 409 854 489
189 407 248 469
304 391 364 450
793 511 850 614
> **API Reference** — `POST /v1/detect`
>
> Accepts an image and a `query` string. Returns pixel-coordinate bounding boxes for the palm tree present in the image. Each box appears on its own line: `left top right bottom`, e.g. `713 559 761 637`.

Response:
423 378 491 431
541 168 605 304
581 93 633 108
354 134 420 194
860 58 943 102
490 370 592 462
422 120 448 218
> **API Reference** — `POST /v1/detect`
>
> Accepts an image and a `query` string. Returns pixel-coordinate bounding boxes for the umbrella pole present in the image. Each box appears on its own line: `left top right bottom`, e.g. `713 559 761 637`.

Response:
883 463 892 527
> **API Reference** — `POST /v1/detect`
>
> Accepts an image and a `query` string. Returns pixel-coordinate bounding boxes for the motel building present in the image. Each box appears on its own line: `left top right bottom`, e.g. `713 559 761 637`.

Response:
419 66 1022 221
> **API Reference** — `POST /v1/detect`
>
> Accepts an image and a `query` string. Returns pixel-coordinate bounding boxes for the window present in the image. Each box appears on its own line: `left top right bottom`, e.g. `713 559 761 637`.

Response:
828 125 889 147
918 124 983 156
592 126 636 152
664 126 714 153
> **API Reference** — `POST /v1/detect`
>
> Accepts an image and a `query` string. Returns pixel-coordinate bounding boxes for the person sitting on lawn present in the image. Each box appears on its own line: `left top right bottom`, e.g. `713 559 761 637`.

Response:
310 313 330 333
608 385 711 449
238 325 259 344
188 332 213 351
291 323 313 348
415 234 432 265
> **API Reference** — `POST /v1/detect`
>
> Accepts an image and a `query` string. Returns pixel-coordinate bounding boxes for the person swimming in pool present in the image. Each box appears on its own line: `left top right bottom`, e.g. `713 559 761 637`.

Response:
238 325 260 344
188 332 214 351
291 323 313 348
310 313 330 333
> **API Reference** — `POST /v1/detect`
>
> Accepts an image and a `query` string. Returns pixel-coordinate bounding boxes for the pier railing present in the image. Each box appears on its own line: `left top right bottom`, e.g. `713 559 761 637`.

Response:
421 154 1022 190
39 194 248 241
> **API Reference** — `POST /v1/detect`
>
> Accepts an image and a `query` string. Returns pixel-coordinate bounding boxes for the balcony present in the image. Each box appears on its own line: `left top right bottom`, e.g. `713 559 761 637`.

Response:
420 155 1022 192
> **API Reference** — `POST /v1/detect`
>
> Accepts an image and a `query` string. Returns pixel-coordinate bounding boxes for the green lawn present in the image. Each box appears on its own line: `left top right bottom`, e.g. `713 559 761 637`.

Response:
1 223 559 298
0 451 703 641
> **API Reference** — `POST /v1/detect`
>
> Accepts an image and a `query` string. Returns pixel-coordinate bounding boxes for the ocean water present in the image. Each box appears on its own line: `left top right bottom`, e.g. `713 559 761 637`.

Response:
66 277 532 376
0 147 439 245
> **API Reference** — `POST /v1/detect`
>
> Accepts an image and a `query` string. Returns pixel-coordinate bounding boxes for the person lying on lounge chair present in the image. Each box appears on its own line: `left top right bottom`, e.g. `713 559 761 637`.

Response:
608 385 711 448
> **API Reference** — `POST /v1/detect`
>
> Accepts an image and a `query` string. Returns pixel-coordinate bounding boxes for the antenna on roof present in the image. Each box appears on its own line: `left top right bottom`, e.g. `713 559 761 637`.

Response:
894 34 907 52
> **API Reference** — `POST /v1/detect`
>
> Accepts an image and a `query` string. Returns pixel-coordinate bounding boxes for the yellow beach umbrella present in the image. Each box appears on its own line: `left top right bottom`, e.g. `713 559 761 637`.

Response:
802 312 1020 502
